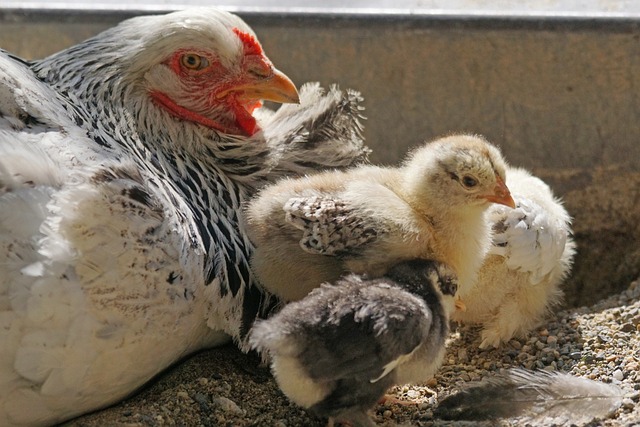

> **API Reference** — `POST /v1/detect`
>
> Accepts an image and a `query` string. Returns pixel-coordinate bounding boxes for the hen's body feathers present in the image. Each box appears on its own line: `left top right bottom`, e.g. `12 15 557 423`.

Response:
0 9 368 426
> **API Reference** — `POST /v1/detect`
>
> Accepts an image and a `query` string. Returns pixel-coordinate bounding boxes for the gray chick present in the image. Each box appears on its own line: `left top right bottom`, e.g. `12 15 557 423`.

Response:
249 259 457 427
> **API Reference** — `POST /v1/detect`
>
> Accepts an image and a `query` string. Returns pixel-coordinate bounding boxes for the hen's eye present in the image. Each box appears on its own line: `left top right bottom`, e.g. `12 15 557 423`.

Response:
462 176 478 188
180 53 209 70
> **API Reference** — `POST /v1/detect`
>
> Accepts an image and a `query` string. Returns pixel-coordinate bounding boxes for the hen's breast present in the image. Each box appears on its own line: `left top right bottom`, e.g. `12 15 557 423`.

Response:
0 151 225 425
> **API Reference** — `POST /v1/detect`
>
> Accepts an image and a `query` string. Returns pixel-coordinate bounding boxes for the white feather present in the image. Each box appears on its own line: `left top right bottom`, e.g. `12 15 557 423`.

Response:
370 343 421 384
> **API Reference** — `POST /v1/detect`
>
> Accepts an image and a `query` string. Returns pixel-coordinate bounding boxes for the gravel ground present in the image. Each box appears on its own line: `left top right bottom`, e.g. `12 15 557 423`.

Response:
64 277 640 427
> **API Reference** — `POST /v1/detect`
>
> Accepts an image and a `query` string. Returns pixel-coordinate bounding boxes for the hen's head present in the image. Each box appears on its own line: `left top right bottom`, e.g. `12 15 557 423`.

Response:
117 8 298 136
402 134 516 212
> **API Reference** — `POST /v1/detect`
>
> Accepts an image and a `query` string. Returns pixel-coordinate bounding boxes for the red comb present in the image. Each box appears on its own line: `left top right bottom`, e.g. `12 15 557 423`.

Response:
233 28 263 56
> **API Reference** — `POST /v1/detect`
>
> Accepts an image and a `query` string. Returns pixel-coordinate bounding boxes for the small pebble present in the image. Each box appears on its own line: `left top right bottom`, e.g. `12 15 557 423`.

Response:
620 323 635 333
214 381 232 394
212 396 243 415
622 398 636 410
194 393 210 411
425 377 438 387
176 391 190 401
406 390 420 399
457 348 469 363
613 369 624 381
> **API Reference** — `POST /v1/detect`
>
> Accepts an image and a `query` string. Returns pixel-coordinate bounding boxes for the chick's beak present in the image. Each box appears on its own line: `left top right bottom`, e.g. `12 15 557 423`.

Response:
482 175 516 208
221 67 300 104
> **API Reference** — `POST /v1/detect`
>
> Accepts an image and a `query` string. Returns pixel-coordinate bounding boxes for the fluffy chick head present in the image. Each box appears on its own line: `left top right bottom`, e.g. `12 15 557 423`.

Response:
401 134 515 213
386 258 459 315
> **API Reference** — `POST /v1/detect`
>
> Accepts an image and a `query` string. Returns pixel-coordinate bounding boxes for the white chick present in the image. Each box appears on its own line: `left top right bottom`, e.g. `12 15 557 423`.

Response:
250 259 458 427
451 167 576 348
245 134 516 303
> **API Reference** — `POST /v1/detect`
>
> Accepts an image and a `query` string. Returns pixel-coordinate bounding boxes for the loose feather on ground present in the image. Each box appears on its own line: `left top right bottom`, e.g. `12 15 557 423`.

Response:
434 368 624 424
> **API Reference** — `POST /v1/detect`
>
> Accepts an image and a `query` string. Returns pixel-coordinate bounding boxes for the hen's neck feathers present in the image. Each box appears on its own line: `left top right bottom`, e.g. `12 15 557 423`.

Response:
32 34 273 179
29 23 278 314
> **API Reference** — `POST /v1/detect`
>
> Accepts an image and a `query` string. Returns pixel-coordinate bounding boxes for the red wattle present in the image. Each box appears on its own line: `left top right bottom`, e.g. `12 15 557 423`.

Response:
230 98 260 136
150 91 258 136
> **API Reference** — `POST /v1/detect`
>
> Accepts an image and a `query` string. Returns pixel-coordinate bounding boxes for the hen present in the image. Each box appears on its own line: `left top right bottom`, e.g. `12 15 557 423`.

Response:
250 259 457 427
245 134 516 304
451 167 576 348
0 8 368 426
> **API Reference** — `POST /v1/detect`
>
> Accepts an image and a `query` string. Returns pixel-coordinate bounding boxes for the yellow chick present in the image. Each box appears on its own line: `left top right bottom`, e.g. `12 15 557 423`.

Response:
244 134 516 303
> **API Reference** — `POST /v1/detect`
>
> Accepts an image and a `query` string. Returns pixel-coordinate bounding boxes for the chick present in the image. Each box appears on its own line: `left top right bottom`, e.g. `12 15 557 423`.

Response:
249 259 458 427
245 134 516 302
451 167 576 348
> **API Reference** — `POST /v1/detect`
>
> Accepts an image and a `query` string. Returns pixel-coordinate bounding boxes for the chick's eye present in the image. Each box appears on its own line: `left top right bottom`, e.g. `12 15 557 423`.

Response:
462 176 478 188
180 53 209 70
440 279 457 296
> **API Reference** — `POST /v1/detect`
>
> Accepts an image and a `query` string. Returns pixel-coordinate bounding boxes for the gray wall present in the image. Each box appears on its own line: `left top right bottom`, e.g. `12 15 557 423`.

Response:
1 10 639 306
3 13 639 169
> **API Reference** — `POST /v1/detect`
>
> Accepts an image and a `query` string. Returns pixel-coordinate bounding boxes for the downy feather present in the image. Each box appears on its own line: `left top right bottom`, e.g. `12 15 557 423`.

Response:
434 368 624 424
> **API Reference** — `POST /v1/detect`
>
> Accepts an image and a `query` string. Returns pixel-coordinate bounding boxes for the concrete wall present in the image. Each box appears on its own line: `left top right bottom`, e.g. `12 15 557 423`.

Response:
1 10 638 306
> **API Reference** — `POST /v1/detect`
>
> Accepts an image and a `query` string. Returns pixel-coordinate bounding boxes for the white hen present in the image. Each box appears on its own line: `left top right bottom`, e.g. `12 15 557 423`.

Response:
0 9 368 426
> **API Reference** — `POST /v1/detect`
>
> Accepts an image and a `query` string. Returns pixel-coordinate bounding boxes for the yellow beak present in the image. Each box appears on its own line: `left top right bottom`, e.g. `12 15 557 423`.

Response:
482 175 516 209
218 67 300 104
455 296 467 312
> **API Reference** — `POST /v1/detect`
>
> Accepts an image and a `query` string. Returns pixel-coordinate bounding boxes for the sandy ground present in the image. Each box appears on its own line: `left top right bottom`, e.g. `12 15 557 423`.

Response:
63 278 640 427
